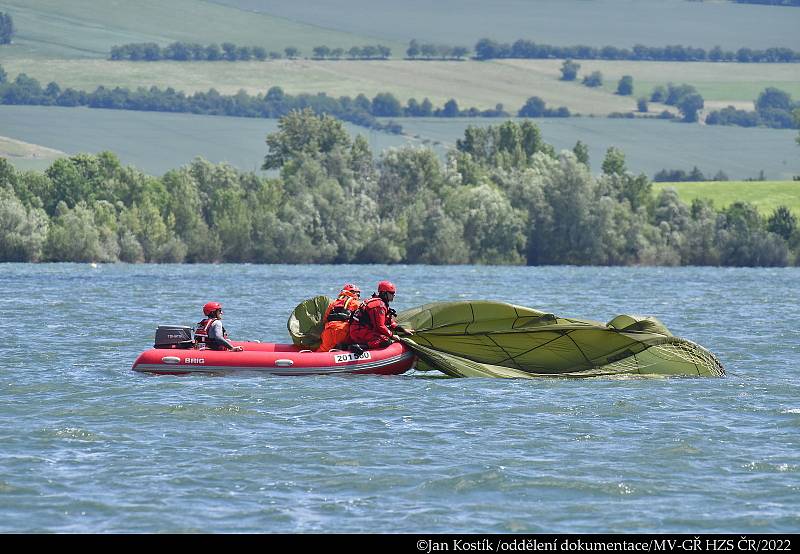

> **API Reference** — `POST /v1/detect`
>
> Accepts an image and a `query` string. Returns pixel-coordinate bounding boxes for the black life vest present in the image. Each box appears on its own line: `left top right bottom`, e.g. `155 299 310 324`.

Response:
352 296 386 329
327 296 360 322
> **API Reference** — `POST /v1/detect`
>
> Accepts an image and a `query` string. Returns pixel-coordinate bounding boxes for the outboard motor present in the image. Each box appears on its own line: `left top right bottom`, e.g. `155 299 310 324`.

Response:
154 325 194 349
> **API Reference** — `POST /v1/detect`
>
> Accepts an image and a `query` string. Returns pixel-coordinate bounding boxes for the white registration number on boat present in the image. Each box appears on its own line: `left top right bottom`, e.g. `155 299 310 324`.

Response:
334 352 372 363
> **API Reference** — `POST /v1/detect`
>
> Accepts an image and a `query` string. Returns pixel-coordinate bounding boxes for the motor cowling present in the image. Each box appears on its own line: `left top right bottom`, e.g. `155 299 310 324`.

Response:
154 325 194 349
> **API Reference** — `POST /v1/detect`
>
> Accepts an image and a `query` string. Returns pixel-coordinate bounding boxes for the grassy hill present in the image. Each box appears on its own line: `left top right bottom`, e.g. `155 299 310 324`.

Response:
1 106 798 182
2 58 796 117
0 0 402 60
0 1 796 116
209 0 800 49
390 118 800 181
0 105 410 175
653 181 800 216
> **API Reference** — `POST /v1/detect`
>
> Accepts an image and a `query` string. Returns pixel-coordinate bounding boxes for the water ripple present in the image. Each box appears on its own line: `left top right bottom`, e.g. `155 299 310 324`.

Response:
2 264 799 532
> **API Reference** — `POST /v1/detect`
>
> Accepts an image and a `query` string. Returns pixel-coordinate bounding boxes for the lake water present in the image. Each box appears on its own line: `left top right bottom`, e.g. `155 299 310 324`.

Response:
2 264 799 533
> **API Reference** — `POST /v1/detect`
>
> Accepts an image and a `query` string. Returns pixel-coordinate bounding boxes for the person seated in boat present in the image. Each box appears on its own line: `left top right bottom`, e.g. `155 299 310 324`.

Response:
349 281 412 350
316 283 362 352
195 302 243 352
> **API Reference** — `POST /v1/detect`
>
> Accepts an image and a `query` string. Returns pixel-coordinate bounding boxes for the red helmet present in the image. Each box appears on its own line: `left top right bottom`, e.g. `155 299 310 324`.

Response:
377 280 396 294
341 283 361 295
203 301 222 316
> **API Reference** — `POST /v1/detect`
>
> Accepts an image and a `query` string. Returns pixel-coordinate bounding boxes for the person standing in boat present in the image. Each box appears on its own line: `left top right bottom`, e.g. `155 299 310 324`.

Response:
195 302 243 351
349 281 411 350
317 283 362 352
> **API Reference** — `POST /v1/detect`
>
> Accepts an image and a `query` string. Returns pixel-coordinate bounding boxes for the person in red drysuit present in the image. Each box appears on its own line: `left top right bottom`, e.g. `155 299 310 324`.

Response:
349 281 412 350
316 283 361 352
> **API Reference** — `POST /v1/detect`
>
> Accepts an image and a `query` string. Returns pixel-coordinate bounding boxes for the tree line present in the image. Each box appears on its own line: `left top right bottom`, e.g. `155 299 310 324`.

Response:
473 38 800 63
1 112 797 266
108 36 800 65
653 167 730 182
0 66 579 135
706 87 800 129
0 12 13 45
733 1 800 5
406 40 470 60
110 42 393 61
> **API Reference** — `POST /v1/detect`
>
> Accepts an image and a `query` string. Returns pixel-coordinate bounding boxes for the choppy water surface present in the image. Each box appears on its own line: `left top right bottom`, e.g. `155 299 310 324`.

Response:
2 264 798 533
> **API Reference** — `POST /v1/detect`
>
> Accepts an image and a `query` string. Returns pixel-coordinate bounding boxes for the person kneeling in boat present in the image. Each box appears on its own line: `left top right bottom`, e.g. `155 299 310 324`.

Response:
349 281 412 350
195 302 243 352
317 283 362 352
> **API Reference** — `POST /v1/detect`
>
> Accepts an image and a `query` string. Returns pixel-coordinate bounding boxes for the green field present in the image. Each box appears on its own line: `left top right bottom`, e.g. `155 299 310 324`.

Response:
388 118 800 181
3 57 796 116
0 105 410 175
1 106 798 182
0 135 65 171
3 0 797 62
0 1 797 116
653 181 800 216
209 0 800 50
0 0 403 60
498 60 800 104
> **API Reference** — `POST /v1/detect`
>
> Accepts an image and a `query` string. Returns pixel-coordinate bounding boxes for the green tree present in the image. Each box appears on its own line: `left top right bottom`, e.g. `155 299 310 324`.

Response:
756 87 792 112
45 202 107 262
616 75 634 96
441 99 460 117
518 96 547 117
573 140 590 167
451 46 469 60
637 97 648 112
219 42 236 61
406 39 420 59
371 92 402 116
0 189 48 261
686 199 720 265
405 196 469 264
767 206 797 240
582 71 603 87
716 202 788 266
312 45 330 59
377 147 445 218
601 147 627 176
446 184 526 264
793 108 800 146
677 93 704 122
284 47 300 59
650 86 667 103
560 59 580 81
525 153 598 265
0 12 14 44
262 109 352 171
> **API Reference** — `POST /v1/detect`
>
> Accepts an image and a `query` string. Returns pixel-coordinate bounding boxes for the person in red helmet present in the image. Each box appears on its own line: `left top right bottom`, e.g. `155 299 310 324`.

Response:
195 302 243 351
316 283 362 352
349 281 411 350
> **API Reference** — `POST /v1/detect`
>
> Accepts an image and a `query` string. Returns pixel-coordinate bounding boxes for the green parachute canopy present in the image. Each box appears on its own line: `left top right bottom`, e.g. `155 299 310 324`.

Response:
394 301 724 378
287 295 331 349
286 298 724 378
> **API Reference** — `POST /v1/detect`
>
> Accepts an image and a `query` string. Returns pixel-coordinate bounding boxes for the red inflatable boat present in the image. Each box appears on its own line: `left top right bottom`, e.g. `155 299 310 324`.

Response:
132 340 416 376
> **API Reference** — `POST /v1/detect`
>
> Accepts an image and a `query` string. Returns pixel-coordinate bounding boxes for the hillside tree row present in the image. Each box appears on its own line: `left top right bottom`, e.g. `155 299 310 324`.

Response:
1 112 797 267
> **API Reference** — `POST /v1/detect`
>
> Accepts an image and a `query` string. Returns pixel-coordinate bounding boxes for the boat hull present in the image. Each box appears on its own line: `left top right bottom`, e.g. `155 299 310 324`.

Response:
132 341 416 376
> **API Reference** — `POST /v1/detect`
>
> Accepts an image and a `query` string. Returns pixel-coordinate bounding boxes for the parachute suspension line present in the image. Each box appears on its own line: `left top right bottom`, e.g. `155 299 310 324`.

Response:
485 333 525 371
563 330 594 368
493 330 572 366
647 339 725 377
